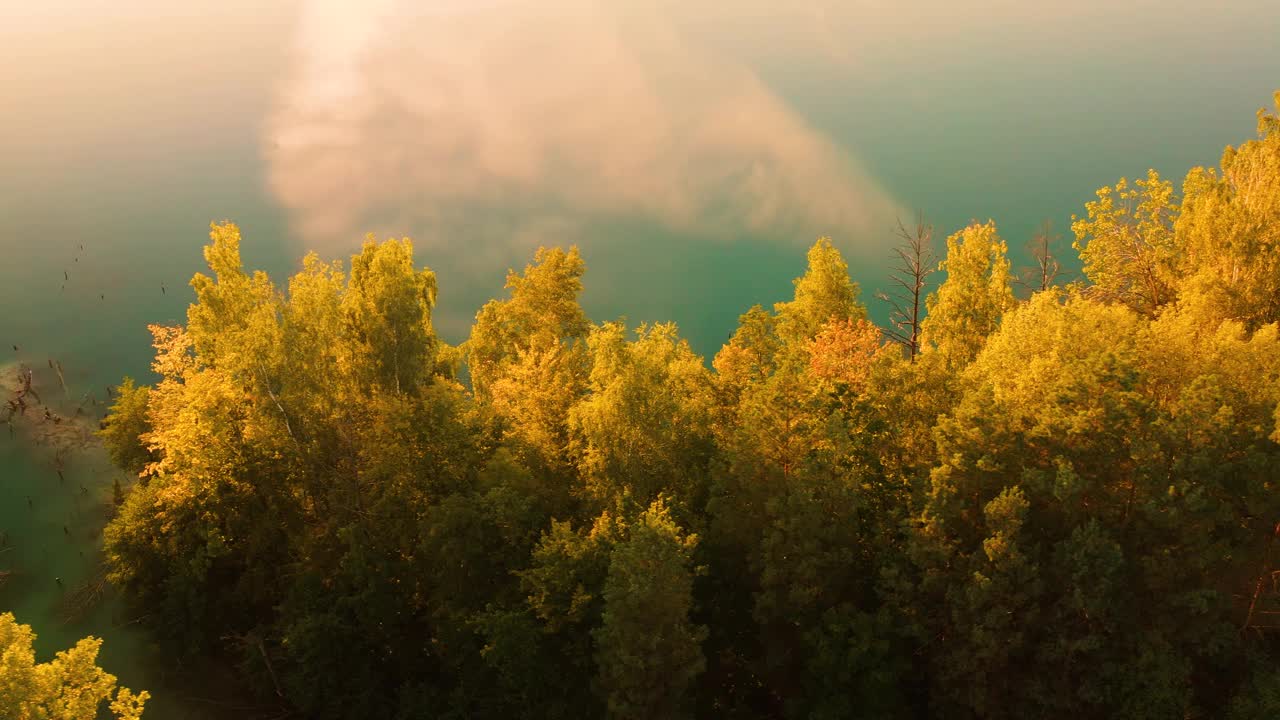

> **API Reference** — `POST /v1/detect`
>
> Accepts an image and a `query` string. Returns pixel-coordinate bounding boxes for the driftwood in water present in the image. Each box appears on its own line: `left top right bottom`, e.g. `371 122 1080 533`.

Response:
2 363 97 453
54 360 68 397
57 567 109 624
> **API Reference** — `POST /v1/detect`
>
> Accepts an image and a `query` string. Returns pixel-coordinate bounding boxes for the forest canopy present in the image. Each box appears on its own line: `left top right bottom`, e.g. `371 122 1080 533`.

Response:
91 93 1280 718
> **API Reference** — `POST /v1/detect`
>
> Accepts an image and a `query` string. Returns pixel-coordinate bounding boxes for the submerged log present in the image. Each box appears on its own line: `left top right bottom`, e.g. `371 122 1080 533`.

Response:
57 568 109 625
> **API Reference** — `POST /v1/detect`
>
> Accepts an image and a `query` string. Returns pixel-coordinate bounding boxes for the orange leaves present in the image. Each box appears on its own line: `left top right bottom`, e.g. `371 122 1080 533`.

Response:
807 317 886 391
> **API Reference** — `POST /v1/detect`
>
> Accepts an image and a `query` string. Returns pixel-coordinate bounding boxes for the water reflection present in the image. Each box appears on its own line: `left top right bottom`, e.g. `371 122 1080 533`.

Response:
264 0 903 267
1 2 1279 716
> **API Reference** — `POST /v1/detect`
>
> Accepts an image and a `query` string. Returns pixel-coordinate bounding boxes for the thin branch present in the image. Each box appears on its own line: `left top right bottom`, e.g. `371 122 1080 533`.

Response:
876 211 935 359
1015 219 1064 295
256 360 301 451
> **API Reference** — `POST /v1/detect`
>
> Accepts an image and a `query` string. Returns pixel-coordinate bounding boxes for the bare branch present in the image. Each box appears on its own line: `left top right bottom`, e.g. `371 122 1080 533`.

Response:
876 211 936 360
1016 219 1065 296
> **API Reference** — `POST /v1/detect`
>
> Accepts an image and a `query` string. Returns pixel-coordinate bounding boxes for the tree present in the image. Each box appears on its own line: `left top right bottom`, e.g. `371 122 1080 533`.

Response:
506 508 628 719
93 89 1280 720
807 318 886 393
911 293 1148 717
186 221 279 373
774 237 865 349
341 235 441 394
713 237 871 486
920 220 1015 369
910 291 1280 718
468 247 591 479
468 247 590 399
104 321 296 651
1071 169 1180 316
706 241 912 718
0 612 148 720
593 499 707 720
753 470 908 720
97 377 152 478
103 228 471 703
1016 220 1063 295
1227 663 1280 720
1175 92 1280 328
876 213 936 359
570 322 715 510
712 305 780 408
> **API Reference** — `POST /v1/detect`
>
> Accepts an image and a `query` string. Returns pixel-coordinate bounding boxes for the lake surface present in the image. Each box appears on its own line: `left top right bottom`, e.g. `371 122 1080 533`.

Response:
2 1 1279 716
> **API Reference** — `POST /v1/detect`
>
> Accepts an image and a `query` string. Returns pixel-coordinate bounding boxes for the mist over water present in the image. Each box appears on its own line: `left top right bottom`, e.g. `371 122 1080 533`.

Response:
1 1 1279 715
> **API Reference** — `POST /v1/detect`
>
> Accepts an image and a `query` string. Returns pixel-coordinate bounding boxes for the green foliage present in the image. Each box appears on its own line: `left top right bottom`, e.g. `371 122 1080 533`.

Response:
506 509 626 718
909 291 1280 718
95 93 1280 720
754 474 908 719
97 377 153 478
467 247 591 481
1227 660 1280 720
342 235 441 393
593 499 707 720
572 322 715 509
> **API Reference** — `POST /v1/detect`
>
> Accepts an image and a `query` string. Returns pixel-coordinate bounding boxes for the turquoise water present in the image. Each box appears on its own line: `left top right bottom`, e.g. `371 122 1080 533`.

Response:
2 2 1279 716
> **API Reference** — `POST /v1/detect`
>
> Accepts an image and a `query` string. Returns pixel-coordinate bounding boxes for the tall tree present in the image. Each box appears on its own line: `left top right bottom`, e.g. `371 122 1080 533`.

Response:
468 247 590 398
920 220 1015 369
910 291 1280 718
186 221 280 374
774 237 865 349
341 235 440 394
468 247 591 479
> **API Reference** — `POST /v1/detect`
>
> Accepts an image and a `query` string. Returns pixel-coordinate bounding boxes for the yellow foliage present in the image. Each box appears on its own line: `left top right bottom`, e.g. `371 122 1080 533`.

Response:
1071 169 1179 316
921 221 1015 369
0 613 148 720
966 291 1143 429
1174 94 1280 328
